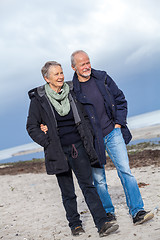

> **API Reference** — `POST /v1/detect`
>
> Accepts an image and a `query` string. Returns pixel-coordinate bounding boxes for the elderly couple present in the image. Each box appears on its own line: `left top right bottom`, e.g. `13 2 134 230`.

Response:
26 50 154 237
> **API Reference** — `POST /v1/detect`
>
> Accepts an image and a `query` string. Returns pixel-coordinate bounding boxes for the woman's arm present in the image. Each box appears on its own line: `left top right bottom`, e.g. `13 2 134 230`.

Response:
26 98 50 148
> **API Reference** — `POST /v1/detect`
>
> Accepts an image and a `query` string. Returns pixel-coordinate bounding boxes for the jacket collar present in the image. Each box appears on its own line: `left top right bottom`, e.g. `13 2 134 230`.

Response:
28 85 46 99
37 85 46 97
28 82 74 100
73 68 107 94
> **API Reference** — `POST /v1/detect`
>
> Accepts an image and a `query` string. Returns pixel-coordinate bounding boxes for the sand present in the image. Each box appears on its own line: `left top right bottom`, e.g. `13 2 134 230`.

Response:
0 165 160 240
130 124 160 141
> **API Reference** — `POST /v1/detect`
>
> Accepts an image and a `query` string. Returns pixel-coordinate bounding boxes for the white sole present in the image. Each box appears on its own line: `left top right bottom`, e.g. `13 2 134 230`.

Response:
134 212 154 225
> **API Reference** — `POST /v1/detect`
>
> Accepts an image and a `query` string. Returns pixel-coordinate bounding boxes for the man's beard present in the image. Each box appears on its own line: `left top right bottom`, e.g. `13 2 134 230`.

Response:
76 68 91 78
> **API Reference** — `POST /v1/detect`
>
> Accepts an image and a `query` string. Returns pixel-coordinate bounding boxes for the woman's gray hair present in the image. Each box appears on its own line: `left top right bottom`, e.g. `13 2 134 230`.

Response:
71 50 89 67
41 61 61 79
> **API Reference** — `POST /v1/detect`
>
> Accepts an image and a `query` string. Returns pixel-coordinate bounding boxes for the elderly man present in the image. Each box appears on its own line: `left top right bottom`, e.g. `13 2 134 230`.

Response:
70 50 154 225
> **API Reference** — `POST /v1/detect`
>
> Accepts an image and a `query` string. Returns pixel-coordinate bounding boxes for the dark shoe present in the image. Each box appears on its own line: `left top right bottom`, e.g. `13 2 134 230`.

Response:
133 210 154 225
99 222 119 237
71 226 85 236
106 212 117 223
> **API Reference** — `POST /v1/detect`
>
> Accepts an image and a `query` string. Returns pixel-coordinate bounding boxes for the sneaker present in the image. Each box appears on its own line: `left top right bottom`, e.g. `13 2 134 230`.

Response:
106 212 117 223
71 226 85 236
133 210 154 225
99 222 119 237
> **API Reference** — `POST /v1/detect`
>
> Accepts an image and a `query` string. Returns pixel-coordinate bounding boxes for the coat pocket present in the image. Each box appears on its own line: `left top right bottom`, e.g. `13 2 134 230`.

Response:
44 142 56 161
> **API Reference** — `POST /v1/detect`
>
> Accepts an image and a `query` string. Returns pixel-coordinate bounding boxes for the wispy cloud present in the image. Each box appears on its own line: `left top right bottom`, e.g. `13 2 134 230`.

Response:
0 0 160 113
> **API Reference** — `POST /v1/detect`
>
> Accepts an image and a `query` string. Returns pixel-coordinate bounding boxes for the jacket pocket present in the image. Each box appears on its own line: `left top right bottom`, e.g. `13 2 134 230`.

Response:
44 142 56 161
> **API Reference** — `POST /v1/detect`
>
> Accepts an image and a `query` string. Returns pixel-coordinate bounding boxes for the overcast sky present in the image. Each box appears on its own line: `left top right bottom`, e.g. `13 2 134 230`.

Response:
0 0 160 149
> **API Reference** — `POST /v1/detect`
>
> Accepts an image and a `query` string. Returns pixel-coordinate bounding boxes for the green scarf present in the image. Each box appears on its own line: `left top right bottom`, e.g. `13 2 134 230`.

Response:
45 82 70 116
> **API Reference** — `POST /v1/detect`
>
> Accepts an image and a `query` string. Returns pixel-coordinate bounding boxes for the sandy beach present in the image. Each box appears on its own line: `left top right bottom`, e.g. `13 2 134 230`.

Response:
130 124 160 141
0 164 160 240
1 125 160 240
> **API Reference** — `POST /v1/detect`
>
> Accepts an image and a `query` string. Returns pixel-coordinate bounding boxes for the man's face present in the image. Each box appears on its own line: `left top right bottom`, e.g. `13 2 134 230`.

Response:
72 52 91 79
45 65 64 91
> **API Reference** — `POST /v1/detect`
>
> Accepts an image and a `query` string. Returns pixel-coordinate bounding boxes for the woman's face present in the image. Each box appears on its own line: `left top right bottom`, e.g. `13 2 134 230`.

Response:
45 65 64 92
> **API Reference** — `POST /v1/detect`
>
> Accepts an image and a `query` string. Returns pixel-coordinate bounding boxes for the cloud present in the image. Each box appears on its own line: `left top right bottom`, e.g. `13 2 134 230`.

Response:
0 0 160 113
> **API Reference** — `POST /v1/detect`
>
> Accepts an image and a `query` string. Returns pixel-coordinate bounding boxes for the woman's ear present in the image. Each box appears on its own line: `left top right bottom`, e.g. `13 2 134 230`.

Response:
44 77 49 83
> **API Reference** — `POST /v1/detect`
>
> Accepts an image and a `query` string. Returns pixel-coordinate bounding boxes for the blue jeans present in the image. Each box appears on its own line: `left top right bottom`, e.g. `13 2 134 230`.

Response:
92 128 144 217
56 141 109 231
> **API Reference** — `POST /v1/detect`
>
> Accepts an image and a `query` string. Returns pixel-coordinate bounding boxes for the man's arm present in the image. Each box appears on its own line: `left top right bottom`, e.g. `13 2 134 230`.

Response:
106 74 128 126
40 124 48 134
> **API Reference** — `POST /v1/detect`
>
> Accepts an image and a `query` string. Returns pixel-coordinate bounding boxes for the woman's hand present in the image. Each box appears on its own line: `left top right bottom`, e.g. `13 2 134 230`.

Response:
40 124 48 134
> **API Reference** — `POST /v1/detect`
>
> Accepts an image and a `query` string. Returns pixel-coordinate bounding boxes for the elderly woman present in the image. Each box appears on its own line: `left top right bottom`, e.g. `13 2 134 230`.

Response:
26 61 119 237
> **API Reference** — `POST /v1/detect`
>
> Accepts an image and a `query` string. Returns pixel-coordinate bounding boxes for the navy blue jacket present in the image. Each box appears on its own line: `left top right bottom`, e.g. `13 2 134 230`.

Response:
72 68 132 166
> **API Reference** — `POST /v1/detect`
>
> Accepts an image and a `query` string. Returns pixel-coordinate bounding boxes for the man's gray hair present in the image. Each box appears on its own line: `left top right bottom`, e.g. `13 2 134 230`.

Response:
41 61 61 79
71 50 89 67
